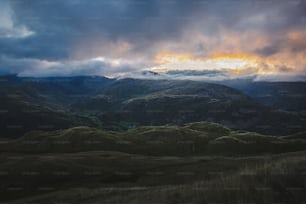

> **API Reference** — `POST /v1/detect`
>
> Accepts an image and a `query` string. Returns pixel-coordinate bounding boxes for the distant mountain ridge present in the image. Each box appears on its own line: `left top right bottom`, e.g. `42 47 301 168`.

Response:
0 75 305 137
223 81 306 112
87 78 305 135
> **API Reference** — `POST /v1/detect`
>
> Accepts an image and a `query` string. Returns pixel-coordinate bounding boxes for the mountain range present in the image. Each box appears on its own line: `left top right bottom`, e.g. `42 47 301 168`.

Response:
1 74 306 203
0 75 305 137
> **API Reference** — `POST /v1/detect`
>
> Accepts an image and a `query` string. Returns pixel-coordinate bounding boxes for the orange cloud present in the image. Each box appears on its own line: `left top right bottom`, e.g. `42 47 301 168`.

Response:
149 27 306 76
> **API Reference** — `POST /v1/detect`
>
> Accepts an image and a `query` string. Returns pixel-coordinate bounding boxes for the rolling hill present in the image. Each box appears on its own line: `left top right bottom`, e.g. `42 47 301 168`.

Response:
1 76 305 137
0 75 113 137
75 79 306 135
1 122 306 203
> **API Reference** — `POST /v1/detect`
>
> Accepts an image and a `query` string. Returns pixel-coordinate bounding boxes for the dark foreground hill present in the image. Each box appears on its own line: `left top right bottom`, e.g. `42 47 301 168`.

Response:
2 122 306 155
6 151 306 204
1 122 306 203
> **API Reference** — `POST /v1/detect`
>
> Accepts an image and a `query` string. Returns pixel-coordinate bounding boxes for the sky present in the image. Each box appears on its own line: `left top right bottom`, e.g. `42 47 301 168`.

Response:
0 0 306 80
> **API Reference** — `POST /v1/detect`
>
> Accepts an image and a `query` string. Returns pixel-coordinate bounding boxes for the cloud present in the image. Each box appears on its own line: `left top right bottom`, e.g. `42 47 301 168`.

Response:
166 70 229 77
162 69 231 81
0 0 34 38
120 68 306 82
0 56 142 77
0 0 305 79
254 74 306 82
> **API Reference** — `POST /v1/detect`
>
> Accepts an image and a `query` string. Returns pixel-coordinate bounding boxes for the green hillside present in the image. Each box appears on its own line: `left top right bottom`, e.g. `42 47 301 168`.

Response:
1 122 306 203
2 122 306 155
1 76 305 136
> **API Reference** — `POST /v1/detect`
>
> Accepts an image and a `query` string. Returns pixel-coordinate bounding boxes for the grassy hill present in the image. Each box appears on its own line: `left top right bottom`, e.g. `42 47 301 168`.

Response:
0 76 114 138
2 122 306 155
80 79 306 135
1 76 305 136
0 122 306 203
2 148 306 203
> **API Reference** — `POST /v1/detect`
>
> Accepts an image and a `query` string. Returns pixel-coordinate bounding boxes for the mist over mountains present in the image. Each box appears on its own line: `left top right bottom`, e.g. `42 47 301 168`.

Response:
120 69 306 82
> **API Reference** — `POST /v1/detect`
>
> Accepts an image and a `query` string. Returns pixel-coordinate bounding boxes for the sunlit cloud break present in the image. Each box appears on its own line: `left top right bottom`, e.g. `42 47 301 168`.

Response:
0 0 306 81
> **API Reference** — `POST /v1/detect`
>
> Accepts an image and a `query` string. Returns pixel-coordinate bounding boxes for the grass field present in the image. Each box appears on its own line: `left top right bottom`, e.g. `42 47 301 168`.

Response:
1 122 306 203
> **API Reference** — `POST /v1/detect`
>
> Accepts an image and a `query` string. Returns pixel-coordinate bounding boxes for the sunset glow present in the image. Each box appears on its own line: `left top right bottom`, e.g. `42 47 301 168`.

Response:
151 52 259 75
0 0 305 80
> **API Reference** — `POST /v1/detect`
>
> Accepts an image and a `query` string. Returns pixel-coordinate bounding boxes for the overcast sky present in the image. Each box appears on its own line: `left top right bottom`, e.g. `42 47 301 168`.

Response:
0 0 306 80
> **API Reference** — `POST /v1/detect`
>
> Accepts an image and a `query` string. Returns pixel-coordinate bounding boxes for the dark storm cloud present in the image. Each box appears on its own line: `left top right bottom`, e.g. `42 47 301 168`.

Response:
254 30 306 57
1 0 210 67
5 0 306 55
0 35 68 60
0 56 140 77
255 45 281 57
0 0 306 77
